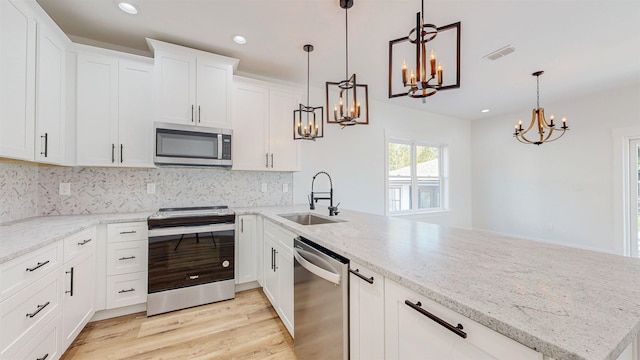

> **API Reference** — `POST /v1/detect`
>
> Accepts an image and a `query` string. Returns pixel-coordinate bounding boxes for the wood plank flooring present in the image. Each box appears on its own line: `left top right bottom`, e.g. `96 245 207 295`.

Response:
61 289 296 360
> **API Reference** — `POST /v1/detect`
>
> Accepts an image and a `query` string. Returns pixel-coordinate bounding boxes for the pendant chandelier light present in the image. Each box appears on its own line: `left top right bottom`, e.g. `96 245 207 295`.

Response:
513 71 569 145
326 0 369 128
294 44 323 141
388 0 460 101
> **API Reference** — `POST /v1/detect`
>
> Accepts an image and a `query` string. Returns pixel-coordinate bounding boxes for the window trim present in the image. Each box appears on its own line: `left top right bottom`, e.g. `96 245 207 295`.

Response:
385 137 448 216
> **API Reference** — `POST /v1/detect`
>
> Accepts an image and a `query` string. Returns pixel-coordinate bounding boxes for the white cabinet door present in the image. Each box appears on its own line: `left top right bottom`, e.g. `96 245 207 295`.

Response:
237 215 258 284
118 60 153 167
385 280 542 360
232 80 268 170
0 0 35 161
276 248 294 336
262 238 278 305
62 248 95 348
268 88 301 171
34 21 66 165
154 50 196 125
350 261 385 360
76 53 118 166
196 59 230 128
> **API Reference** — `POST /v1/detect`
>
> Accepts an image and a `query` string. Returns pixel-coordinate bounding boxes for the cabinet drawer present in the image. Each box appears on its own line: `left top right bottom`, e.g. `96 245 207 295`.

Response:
106 272 147 309
0 270 61 356
0 241 62 302
63 227 96 261
264 219 295 253
107 240 148 276
107 222 148 243
2 313 63 360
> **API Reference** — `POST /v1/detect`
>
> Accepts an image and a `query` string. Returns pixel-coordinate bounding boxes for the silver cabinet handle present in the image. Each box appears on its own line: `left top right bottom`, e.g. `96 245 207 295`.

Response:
65 267 74 296
40 133 48 157
118 288 135 293
26 260 50 272
118 256 136 260
349 268 374 284
26 301 50 318
77 238 92 246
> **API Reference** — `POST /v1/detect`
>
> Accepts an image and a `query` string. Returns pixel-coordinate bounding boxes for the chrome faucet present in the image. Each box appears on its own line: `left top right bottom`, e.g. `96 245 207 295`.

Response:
309 171 339 216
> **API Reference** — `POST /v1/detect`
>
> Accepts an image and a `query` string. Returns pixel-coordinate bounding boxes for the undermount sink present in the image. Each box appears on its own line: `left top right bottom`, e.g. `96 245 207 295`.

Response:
278 213 345 226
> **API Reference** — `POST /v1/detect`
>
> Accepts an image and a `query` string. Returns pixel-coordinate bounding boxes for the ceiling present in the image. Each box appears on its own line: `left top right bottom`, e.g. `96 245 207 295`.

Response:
36 0 640 121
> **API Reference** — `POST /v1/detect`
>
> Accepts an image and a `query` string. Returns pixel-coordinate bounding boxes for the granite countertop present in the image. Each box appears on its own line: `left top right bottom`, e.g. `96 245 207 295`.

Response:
1 206 639 360
236 205 640 360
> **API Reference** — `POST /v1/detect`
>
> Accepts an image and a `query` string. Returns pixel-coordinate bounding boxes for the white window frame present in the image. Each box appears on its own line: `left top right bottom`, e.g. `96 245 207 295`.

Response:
385 137 449 216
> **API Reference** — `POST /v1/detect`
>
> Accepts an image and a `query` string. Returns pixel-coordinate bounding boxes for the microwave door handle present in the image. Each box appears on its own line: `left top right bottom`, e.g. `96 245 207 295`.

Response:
217 134 223 160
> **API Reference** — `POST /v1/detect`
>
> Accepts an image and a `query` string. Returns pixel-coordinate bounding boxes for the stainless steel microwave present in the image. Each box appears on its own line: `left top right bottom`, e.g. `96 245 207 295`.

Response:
154 122 232 167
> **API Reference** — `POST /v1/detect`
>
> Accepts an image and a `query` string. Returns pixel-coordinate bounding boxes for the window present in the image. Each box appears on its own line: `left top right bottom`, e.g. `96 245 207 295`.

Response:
387 139 447 214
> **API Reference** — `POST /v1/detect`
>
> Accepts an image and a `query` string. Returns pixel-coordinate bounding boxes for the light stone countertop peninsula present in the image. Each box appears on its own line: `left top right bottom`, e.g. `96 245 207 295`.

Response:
0 212 151 264
235 205 640 360
1 206 639 360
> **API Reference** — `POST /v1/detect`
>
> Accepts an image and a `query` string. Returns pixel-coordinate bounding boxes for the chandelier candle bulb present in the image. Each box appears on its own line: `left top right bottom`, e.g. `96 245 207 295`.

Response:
402 60 408 85
430 50 436 76
550 114 555 126
437 62 443 85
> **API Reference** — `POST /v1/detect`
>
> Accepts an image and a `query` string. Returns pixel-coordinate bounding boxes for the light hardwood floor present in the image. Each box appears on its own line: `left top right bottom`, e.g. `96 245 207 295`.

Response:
61 289 296 360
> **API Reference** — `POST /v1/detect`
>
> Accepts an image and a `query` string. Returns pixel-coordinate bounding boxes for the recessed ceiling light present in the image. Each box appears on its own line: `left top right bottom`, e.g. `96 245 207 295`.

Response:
233 35 247 45
481 109 490 113
118 2 138 15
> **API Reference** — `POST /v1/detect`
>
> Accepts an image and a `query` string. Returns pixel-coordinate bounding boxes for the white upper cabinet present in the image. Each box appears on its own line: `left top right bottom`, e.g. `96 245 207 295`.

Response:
232 77 302 172
75 49 153 167
0 0 36 161
147 38 238 129
34 17 70 165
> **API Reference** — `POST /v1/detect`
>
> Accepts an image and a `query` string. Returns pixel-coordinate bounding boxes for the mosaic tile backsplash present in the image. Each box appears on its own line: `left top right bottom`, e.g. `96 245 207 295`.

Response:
1 162 293 222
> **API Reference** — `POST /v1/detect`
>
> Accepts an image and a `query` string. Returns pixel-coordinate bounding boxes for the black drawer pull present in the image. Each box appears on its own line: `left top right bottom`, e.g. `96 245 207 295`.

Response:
66 267 74 296
118 256 136 261
37 353 49 360
118 288 135 293
349 268 374 284
26 260 50 272
405 300 467 339
26 301 50 318
119 230 137 234
77 239 92 246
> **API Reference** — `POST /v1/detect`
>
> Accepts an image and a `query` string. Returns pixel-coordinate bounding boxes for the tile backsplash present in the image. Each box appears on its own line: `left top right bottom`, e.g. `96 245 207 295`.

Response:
0 162 39 223
1 161 293 222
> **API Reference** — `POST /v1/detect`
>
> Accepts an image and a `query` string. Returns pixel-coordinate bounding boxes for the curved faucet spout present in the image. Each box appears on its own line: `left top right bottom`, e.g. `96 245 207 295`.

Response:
310 171 338 215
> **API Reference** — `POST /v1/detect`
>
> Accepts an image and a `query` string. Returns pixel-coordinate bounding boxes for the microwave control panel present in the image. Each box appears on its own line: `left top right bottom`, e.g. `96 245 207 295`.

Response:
222 135 232 160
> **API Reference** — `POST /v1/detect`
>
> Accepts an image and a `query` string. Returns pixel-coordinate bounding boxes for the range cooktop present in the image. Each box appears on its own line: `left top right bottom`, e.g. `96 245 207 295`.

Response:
148 206 235 228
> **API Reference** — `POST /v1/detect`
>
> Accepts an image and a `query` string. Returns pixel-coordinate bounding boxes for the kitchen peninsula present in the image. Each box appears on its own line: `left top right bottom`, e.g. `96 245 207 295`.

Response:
1 206 638 360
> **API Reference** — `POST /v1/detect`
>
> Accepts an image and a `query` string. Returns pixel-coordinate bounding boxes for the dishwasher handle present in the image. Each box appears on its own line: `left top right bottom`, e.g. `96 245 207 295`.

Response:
294 248 341 285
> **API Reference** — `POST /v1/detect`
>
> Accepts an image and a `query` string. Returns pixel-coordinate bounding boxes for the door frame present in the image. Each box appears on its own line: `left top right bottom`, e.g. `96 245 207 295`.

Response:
612 126 640 257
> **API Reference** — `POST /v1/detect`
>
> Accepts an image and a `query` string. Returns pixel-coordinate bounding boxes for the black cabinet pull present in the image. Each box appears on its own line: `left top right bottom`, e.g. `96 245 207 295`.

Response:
111 144 115 163
404 300 467 339
191 105 194 122
26 301 50 318
265 153 269 168
118 256 136 260
240 218 244 233
119 230 137 234
270 153 274 168
120 144 123 163
198 105 201 123
274 249 278 271
118 288 135 293
26 260 50 272
77 238 92 246
65 267 74 296
40 133 48 157
36 353 49 360
349 268 374 284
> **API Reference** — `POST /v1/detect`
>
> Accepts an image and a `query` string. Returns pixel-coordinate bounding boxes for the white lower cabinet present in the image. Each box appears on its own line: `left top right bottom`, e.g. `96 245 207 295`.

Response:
262 220 294 337
236 215 258 284
61 227 96 349
105 222 148 309
384 279 542 360
349 261 385 360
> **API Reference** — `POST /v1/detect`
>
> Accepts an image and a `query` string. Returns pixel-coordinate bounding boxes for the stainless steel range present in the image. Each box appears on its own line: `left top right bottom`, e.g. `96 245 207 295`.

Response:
147 206 235 316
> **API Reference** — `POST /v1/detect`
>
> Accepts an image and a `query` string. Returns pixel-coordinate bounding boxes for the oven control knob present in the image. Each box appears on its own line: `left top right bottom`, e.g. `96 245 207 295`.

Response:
222 260 230 268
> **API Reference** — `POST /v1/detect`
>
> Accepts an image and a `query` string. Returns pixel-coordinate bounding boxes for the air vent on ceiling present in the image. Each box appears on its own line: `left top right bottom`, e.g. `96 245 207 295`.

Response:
483 45 515 61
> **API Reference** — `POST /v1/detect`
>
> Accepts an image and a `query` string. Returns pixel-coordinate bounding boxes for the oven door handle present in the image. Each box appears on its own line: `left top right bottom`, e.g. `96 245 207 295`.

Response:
148 223 235 237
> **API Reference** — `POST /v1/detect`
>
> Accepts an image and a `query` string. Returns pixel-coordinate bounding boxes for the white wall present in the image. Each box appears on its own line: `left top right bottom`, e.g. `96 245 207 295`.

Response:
471 83 640 254
292 92 472 229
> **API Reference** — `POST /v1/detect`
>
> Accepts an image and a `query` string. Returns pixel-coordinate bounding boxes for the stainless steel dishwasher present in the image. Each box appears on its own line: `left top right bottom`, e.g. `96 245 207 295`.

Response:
293 236 349 360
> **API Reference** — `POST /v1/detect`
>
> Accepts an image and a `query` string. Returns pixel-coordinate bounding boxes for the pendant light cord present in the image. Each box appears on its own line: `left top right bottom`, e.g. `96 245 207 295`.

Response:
536 74 540 110
345 6 349 79
307 49 310 106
